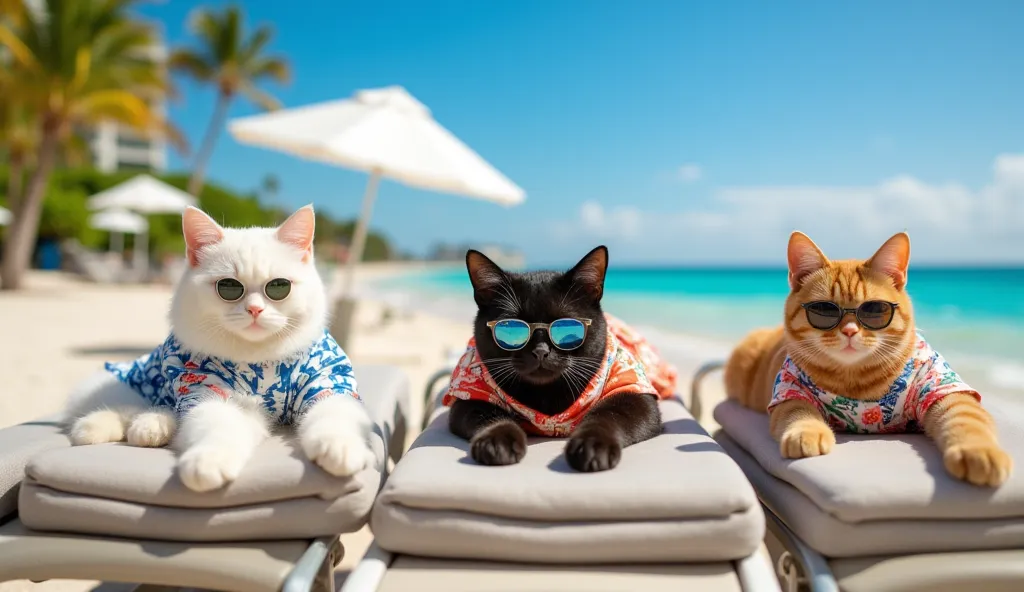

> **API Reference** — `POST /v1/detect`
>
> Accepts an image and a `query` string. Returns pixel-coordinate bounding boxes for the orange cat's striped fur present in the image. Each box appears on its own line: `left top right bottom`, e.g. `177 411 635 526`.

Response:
724 231 1011 487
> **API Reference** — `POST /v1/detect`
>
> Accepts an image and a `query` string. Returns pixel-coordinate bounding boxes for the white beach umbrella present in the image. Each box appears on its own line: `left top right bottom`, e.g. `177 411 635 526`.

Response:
0 206 10 226
227 85 526 296
87 175 196 277
87 174 197 214
89 208 149 254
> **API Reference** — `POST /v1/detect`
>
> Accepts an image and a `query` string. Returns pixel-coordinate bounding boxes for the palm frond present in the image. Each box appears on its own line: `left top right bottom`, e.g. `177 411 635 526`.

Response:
246 56 290 84
168 49 216 81
239 83 281 111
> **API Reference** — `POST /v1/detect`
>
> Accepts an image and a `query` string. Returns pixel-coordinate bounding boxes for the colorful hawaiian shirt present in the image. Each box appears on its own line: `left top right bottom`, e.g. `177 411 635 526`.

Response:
106 329 360 425
442 314 678 437
767 334 978 434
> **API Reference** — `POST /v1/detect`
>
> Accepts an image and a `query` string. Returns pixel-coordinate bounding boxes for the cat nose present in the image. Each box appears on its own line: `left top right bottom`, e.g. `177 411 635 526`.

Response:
841 322 859 337
532 342 550 362
247 305 264 318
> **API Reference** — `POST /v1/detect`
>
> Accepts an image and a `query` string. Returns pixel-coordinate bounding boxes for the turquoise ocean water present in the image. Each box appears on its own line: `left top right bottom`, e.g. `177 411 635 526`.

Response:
373 266 1024 397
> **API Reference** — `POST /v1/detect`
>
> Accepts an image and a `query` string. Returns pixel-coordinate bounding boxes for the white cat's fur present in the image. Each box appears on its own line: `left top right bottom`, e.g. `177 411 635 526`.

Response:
64 205 374 492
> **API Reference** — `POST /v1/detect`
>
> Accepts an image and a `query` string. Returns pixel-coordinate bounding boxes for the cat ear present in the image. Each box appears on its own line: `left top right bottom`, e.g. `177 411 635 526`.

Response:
866 232 911 290
567 246 608 301
276 204 315 261
466 249 507 306
182 207 224 267
787 231 828 290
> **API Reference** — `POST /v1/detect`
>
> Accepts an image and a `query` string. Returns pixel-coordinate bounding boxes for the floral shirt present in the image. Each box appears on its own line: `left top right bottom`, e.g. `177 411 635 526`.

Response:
442 314 678 437
106 330 360 425
767 334 978 434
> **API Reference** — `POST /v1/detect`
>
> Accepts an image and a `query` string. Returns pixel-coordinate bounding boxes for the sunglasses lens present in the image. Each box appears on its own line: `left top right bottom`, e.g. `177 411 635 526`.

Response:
858 301 894 330
216 278 245 301
549 319 586 350
804 301 842 330
265 278 291 301
493 319 530 350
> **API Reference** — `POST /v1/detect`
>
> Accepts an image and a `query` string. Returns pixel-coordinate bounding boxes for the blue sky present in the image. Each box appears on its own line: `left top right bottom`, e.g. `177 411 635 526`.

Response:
140 0 1024 267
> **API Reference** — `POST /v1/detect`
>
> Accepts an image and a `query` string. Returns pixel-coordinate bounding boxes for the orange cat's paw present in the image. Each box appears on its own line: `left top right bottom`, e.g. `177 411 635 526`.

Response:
780 421 836 459
943 443 1013 487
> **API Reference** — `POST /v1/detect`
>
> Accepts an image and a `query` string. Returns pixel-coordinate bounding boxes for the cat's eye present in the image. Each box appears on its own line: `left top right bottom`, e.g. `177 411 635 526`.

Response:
265 278 291 301
216 278 245 302
801 300 898 331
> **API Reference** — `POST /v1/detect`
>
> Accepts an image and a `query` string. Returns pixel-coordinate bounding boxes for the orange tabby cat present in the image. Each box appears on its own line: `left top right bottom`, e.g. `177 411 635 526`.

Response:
724 231 1012 487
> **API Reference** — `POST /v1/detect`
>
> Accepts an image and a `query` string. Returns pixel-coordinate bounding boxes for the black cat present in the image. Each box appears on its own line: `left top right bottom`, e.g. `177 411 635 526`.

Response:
448 246 663 472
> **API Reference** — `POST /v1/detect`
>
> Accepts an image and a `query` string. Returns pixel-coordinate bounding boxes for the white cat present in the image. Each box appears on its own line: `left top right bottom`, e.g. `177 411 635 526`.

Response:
64 205 374 493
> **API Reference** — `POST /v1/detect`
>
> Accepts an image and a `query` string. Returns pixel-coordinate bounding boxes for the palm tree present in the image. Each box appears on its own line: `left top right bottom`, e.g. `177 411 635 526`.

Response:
0 0 173 290
170 5 290 197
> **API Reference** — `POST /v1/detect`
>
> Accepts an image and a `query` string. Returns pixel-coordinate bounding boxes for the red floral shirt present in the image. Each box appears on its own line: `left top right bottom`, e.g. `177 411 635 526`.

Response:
442 314 678 436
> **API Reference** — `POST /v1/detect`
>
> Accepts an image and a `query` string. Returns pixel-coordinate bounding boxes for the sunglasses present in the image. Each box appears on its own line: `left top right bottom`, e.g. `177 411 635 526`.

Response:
801 300 899 331
486 318 593 351
216 278 292 302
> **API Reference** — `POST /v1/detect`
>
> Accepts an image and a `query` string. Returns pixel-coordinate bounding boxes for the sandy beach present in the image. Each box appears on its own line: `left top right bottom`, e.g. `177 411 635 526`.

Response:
0 263 727 591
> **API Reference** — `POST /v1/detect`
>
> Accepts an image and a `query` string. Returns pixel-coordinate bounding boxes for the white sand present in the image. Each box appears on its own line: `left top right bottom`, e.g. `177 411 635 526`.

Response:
0 266 726 591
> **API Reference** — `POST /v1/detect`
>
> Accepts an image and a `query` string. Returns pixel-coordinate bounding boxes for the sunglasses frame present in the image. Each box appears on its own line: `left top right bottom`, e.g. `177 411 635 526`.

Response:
486 317 593 351
215 277 293 303
800 300 899 331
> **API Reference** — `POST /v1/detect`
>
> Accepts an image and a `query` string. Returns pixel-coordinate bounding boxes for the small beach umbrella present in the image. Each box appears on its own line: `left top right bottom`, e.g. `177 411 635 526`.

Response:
87 175 197 276
87 174 197 214
227 85 526 298
89 208 149 254
0 206 10 226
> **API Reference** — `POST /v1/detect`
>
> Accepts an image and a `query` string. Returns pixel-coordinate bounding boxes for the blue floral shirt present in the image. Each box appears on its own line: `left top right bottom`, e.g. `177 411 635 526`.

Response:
106 330 360 424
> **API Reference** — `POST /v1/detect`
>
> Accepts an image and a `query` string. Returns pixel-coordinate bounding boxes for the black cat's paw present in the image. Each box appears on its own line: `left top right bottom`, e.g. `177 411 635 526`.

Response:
565 430 622 472
469 422 527 466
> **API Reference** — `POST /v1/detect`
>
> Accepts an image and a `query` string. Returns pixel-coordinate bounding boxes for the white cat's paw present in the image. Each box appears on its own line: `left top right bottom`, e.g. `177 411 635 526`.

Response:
303 431 373 478
127 411 176 448
177 445 247 492
70 410 127 446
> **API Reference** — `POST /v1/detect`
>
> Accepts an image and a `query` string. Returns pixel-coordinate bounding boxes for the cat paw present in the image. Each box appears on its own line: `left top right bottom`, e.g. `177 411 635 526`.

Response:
944 442 1013 487
126 411 176 447
470 422 527 466
779 422 835 459
177 445 247 492
303 431 373 478
69 410 127 446
565 430 622 472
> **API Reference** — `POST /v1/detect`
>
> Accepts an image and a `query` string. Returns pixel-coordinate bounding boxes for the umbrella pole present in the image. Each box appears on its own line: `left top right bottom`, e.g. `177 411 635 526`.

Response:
112 231 124 255
340 170 381 297
135 231 149 281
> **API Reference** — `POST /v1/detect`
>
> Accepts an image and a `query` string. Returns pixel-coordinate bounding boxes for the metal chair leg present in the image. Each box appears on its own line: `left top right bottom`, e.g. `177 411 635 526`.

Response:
689 360 725 423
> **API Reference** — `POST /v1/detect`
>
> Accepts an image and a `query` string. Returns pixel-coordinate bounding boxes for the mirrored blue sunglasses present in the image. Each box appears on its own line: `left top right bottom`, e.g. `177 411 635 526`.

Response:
486 318 593 351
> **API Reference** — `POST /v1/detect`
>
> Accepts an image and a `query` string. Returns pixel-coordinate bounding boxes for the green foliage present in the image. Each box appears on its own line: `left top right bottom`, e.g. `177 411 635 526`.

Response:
0 166 393 262
315 212 392 262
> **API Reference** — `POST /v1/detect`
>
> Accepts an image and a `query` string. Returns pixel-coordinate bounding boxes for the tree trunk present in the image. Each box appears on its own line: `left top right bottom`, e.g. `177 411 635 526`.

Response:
187 91 232 197
1 116 60 290
6 153 24 216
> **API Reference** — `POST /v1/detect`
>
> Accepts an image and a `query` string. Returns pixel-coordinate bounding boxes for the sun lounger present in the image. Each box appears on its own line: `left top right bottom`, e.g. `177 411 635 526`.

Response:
0 364 410 592
342 372 782 592
693 362 1024 592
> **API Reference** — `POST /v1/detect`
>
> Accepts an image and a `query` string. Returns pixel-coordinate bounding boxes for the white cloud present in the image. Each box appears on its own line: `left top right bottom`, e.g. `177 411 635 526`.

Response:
568 154 1024 264
677 163 703 183
577 201 642 239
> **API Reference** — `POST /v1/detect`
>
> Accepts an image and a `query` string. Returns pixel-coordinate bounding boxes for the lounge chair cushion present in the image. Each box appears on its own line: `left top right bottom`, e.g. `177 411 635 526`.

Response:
371 398 765 564
717 431 1024 557
0 417 68 518
16 365 408 542
714 399 1024 523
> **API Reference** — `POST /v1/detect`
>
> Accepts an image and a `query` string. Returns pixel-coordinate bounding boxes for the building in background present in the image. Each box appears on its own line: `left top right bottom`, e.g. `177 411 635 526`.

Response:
428 242 525 269
87 33 169 174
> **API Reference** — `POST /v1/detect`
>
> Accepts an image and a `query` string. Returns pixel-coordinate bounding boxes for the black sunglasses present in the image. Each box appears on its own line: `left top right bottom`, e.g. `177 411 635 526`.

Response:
216 278 292 302
801 300 899 331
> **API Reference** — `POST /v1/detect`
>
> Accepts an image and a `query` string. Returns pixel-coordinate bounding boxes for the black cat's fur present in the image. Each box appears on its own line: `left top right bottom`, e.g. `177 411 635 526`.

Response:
448 246 663 472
